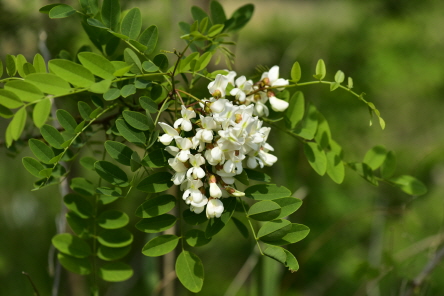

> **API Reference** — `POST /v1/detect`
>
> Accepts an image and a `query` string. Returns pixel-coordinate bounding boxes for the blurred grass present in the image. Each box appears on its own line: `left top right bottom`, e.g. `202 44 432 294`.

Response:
1 0 444 295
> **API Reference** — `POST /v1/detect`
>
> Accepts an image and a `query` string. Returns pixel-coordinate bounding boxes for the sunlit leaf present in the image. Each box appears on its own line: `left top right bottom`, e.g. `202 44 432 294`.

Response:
175 251 204 293
142 235 180 257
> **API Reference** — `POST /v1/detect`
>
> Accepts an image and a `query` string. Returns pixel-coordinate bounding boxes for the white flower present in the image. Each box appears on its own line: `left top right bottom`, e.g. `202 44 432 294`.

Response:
261 66 289 91
174 105 196 131
158 122 179 145
175 137 193 162
183 179 205 204
230 76 253 103
225 71 237 85
191 205 205 214
269 95 289 112
206 199 224 219
208 74 230 98
187 154 206 179
168 158 188 185
209 183 222 198
258 150 278 166
209 98 228 113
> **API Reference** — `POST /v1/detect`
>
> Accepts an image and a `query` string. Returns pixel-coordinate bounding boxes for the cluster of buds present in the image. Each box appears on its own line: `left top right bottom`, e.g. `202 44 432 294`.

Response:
158 66 289 218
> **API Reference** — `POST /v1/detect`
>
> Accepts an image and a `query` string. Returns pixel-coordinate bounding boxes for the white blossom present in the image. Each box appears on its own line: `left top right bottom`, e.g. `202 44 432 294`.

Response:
206 199 224 219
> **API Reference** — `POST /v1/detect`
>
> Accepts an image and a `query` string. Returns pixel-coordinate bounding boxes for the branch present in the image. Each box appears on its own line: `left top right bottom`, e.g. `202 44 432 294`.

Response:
401 244 444 296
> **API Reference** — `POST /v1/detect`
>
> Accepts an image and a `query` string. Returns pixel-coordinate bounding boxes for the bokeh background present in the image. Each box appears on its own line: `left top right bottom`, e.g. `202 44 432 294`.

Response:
1 0 444 295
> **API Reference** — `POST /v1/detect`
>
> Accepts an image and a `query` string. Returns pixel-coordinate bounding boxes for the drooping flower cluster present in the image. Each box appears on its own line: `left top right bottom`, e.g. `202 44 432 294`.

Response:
158 66 289 218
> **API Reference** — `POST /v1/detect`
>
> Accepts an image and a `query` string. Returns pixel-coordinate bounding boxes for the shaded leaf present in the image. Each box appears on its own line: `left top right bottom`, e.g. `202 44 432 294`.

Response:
57 253 91 275
248 200 281 221
99 262 133 282
52 233 91 258
64 193 93 218
98 245 131 261
137 172 173 193
273 197 302 219
98 229 133 248
94 161 129 187
175 251 204 293
389 175 427 196
245 184 291 200
135 194 176 218
49 4 76 18
257 219 292 242
142 235 180 257
139 25 158 54
98 210 130 229
29 138 55 164
101 0 121 31
136 214 177 233
304 142 327 176
185 229 212 247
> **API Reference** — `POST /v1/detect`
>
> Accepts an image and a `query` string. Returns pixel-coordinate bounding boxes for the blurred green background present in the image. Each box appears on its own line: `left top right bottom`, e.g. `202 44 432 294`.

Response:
1 0 444 295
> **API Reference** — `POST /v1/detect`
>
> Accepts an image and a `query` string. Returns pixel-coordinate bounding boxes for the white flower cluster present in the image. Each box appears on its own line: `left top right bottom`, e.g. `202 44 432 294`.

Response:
158 66 289 219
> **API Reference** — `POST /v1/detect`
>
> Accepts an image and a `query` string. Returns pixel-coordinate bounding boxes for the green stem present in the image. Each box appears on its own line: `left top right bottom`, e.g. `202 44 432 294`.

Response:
41 103 118 188
239 197 264 255
176 89 204 103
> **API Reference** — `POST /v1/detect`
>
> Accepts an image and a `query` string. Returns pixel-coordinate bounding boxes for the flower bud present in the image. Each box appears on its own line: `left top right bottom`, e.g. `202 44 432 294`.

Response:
224 186 245 197
209 182 222 198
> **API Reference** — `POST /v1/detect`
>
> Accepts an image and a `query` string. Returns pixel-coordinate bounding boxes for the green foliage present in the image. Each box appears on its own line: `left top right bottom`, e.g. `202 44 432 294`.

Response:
0 0 429 294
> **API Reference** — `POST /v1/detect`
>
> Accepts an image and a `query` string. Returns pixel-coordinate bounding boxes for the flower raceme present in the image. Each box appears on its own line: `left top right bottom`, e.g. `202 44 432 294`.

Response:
158 66 289 218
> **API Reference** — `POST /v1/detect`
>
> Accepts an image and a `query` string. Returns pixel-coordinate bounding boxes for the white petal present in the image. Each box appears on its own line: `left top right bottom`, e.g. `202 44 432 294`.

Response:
269 96 289 112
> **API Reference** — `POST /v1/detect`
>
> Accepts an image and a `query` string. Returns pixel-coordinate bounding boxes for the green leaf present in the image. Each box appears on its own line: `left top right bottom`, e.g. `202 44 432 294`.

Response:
25 73 71 95
257 219 292 242
57 253 91 275
314 59 326 80
141 61 159 73
23 63 36 76
273 197 302 219
101 0 121 31
90 79 111 94
0 89 23 109
99 262 133 282
232 217 249 238
52 233 91 258
49 59 95 88
234 169 249 185
137 172 173 193
348 162 378 186
136 214 177 233
304 142 327 176
293 104 318 140
207 24 224 37
139 96 158 113
244 168 271 182
248 200 281 221
265 223 310 245
291 61 301 83
142 149 168 168
381 150 397 179
124 48 142 74
175 251 204 293
122 110 150 131
98 210 129 229
225 4 254 32
78 101 92 121
70 178 95 196
105 140 133 166
335 70 345 83
264 245 299 272
135 194 176 218
130 151 141 172
314 112 331 149
0 105 13 119
177 52 199 73
121 8 142 39
182 209 207 225
97 245 131 261
142 235 180 257
194 52 212 72
39 4 61 14
139 25 158 54
191 6 210 23
326 150 345 184
78 52 115 80
389 175 427 196
120 84 136 98
22 157 45 177
32 99 51 128
185 229 212 247
116 119 146 146
153 54 169 72
96 186 123 197
86 17 108 29
49 4 76 18
16 54 27 78
285 91 304 130
205 197 237 238
98 229 133 248
29 138 55 164
80 157 97 171
363 145 387 170
0 58 3 78
64 193 93 218
9 107 27 141
94 161 129 187
56 109 77 132
245 184 291 200
66 212 91 239
210 1 227 24
5 80 44 102
6 55 17 77
104 88 121 101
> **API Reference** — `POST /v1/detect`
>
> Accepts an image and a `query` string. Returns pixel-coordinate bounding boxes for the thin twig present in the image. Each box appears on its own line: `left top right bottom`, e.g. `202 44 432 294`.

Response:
22 272 41 296
401 244 444 296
